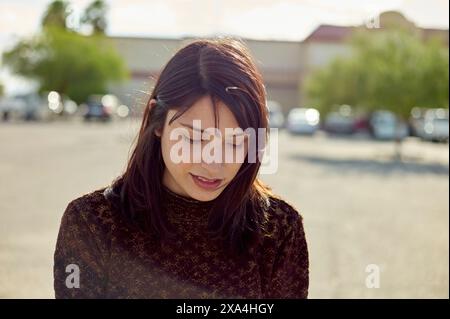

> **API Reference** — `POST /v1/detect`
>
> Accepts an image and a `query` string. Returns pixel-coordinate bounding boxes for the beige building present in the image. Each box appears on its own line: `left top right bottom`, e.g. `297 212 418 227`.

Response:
109 11 448 115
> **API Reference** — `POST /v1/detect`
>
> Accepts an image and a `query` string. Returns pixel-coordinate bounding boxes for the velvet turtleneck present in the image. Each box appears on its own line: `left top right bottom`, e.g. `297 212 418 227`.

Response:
54 183 309 298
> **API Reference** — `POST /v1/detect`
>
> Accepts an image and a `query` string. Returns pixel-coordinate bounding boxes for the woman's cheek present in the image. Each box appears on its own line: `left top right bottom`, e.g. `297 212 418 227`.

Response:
180 162 193 177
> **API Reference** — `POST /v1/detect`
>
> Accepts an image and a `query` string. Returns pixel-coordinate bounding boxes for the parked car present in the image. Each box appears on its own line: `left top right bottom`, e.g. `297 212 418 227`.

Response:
83 94 113 122
369 110 409 140
83 94 129 121
45 91 78 119
0 96 27 121
409 107 427 138
323 105 355 134
352 116 371 134
0 92 58 121
267 100 285 128
286 108 320 135
323 104 372 135
323 112 355 134
421 108 449 143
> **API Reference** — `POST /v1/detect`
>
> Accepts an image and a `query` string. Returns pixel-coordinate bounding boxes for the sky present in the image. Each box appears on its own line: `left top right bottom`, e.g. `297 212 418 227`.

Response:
0 0 448 95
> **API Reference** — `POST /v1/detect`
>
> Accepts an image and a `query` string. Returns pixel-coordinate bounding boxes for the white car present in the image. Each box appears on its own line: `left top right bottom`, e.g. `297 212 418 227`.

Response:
421 108 449 142
0 96 27 121
369 110 408 140
286 108 320 135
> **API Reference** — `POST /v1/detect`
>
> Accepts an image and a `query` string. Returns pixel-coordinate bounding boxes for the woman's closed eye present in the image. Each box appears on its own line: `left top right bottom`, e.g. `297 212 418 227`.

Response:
183 134 242 148
225 141 243 148
182 134 208 145
226 136 246 149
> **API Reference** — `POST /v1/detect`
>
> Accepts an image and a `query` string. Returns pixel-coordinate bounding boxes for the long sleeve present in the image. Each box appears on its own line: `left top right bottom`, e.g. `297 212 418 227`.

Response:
53 200 109 298
263 213 309 299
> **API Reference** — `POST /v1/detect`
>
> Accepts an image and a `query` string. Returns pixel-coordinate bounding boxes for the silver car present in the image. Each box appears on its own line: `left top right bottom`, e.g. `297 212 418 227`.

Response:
286 108 320 135
421 108 449 142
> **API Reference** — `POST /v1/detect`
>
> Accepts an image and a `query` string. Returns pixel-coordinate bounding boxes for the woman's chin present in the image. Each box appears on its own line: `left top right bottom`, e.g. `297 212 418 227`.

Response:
184 183 222 202
188 190 219 202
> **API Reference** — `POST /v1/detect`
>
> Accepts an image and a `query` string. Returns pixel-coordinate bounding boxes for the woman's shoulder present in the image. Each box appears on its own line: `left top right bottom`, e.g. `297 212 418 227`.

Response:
61 186 117 230
263 193 305 240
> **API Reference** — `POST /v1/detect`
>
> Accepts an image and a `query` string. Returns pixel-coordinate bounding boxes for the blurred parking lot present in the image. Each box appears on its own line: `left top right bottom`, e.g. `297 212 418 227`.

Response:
0 119 448 298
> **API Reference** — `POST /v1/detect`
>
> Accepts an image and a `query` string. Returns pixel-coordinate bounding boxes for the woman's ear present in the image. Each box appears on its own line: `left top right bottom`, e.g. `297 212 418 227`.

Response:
149 98 162 137
149 98 158 109
155 127 162 137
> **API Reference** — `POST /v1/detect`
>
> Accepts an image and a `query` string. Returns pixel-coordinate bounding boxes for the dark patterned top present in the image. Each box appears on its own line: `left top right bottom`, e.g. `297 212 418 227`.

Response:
53 185 309 299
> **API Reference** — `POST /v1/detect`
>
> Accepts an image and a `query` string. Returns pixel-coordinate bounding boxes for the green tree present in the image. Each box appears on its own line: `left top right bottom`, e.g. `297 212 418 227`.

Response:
81 0 108 35
306 29 449 117
41 0 71 29
304 57 366 116
305 28 449 158
3 27 127 104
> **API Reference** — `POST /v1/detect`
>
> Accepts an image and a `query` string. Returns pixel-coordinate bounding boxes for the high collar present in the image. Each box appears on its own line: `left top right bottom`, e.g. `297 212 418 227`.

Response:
103 180 216 223
162 185 215 222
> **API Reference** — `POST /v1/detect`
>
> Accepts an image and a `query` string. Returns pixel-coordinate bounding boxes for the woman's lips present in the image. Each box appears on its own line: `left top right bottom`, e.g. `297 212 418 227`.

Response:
190 173 223 191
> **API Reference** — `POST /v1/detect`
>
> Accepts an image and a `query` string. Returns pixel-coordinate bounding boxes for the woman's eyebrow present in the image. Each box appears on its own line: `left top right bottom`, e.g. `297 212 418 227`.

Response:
179 122 247 137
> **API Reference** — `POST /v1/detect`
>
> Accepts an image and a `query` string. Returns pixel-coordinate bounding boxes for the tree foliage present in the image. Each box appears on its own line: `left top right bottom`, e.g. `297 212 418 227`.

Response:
305 29 449 119
2 1 127 104
41 0 71 29
81 0 108 34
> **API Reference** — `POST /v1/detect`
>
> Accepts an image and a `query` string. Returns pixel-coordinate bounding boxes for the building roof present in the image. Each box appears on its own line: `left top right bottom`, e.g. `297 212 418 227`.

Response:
304 11 449 45
303 24 356 43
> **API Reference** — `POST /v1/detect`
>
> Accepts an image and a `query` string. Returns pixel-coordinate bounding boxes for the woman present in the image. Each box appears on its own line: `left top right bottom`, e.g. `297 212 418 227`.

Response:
53 38 309 299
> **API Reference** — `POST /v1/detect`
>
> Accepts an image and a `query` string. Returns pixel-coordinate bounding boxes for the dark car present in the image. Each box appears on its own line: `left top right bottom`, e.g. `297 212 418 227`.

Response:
83 95 112 122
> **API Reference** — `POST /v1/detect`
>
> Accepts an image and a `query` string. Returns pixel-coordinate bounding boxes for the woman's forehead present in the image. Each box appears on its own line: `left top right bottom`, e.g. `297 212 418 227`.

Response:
168 95 240 130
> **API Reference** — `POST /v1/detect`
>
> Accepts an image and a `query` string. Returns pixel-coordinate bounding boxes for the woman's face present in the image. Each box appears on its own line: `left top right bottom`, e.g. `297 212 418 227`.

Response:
156 95 248 201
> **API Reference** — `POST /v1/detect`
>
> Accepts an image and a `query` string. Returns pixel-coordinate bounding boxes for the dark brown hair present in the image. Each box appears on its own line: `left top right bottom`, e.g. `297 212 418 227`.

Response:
110 38 272 256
